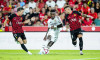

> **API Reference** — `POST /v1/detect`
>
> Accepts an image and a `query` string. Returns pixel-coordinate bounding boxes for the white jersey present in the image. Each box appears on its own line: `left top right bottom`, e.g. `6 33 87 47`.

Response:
47 16 62 42
48 16 62 30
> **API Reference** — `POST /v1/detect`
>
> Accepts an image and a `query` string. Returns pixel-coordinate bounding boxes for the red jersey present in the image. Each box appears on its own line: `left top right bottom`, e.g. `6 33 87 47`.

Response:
9 14 24 33
82 6 90 14
39 13 45 21
69 0 76 7
83 18 92 26
65 11 81 31
38 2 45 10
43 19 48 26
88 12 97 20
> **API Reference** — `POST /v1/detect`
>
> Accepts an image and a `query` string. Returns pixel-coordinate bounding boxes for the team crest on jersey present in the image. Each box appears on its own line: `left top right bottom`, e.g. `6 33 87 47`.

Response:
20 18 22 20
74 14 76 16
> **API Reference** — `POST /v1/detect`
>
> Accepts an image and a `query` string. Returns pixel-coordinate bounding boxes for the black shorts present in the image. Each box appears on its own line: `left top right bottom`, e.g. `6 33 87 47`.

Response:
13 33 26 41
70 28 83 39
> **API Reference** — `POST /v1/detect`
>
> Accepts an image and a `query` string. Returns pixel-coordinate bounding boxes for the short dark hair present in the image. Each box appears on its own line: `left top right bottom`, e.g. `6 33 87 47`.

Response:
64 6 70 9
75 2 78 5
17 7 24 12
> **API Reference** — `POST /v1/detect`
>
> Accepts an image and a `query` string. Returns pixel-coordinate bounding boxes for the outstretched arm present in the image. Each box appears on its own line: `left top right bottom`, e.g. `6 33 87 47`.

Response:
23 19 31 24
44 28 49 41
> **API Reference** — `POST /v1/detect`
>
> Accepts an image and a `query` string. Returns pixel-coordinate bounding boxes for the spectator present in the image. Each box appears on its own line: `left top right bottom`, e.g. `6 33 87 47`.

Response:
34 7 40 16
47 11 51 18
83 18 93 26
87 0 94 7
88 8 97 21
14 2 21 13
93 0 98 3
38 0 45 10
77 0 82 11
3 3 12 15
34 20 43 26
56 0 66 8
43 0 48 3
46 0 55 8
28 0 37 8
73 2 79 11
47 6 52 12
44 4 48 13
10 8 15 15
94 13 100 26
82 3 90 14
55 5 61 14
20 0 25 7
0 12 4 27
33 16 43 26
94 2 100 13
23 2 29 15
0 0 7 7
39 8 45 21
27 7 34 20
41 14 48 26
69 0 76 7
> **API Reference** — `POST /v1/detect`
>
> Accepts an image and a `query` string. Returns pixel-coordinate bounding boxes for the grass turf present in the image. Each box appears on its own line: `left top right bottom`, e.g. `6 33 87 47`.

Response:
0 50 100 60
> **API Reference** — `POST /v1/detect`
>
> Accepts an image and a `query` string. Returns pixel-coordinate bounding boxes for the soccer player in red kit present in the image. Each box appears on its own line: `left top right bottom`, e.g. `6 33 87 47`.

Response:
2 7 32 55
64 6 92 55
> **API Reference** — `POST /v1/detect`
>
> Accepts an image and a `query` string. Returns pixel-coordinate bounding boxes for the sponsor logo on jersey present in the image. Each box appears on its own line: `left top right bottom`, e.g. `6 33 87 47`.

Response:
74 14 76 16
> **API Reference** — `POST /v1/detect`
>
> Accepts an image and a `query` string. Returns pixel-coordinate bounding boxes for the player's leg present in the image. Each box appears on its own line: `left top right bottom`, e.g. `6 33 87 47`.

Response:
46 35 55 49
47 31 59 49
21 33 32 55
70 31 77 46
78 33 83 55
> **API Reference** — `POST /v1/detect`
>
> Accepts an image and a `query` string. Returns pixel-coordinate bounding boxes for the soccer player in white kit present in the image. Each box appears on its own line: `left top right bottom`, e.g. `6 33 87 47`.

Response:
39 10 63 54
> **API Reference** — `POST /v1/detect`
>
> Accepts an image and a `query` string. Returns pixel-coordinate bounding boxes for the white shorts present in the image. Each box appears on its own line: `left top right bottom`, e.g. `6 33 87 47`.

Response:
47 29 60 42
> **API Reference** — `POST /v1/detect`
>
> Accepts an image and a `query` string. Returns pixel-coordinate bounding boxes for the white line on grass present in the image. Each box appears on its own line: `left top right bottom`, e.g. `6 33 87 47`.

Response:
64 58 100 60
0 52 100 55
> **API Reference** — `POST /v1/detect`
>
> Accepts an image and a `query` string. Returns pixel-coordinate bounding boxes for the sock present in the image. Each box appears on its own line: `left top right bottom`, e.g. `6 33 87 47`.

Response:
79 37 83 51
72 37 77 45
21 44 28 52
47 41 54 49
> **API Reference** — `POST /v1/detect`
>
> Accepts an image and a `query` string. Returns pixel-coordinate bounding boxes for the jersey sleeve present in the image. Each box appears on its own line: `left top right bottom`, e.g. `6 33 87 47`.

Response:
22 15 25 22
74 11 81 15
8 14 13 21
56 16 62 25
48 19 51 28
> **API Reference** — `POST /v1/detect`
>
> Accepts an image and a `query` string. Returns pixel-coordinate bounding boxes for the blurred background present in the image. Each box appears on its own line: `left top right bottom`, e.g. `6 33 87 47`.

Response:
0 0 100 32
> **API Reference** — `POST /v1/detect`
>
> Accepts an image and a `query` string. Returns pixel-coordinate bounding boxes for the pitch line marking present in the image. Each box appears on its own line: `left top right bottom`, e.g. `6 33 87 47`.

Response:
64 58 100 60
0 52 100 55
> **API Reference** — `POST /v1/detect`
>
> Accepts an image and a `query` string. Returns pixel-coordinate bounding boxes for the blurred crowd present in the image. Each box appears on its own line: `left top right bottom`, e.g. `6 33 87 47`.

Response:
0 0 100 28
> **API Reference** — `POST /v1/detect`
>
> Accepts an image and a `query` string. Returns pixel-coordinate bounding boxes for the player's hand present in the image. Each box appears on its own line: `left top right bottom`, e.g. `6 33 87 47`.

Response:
43 36 47 41
23 19 30 24
51 26 54 29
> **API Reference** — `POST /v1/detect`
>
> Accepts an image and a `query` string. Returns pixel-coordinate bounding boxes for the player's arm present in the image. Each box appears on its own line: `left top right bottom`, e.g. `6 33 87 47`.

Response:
23 19 31 24
44 28 50 41
57 24 63 28
76 11 93 19
57 16 63 28
22 15 31 24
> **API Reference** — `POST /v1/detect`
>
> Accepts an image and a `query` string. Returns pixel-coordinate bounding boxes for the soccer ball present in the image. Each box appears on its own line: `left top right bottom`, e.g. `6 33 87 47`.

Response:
42 48 49 54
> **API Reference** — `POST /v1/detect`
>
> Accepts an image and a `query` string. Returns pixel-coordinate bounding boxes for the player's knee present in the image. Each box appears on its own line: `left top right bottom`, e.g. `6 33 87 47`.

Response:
47 35 51 40
78 34 83 38
72 38 77 45
23 40 27 44
18 37 23 44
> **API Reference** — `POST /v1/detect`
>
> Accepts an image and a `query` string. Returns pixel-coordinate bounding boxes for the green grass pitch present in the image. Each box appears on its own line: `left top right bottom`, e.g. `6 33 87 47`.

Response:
0 50 100 60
